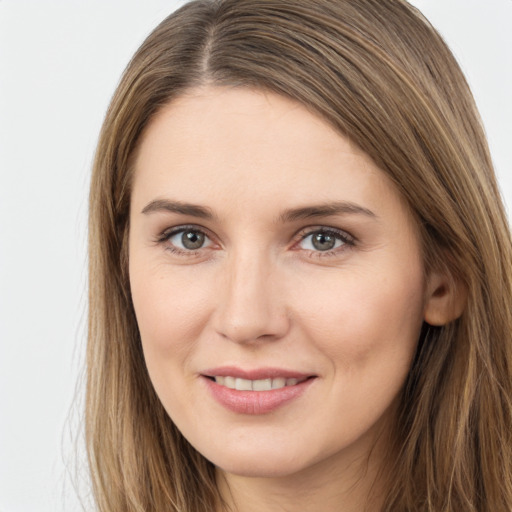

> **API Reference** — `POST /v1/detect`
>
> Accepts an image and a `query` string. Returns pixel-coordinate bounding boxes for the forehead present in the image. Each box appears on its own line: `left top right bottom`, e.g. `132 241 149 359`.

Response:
131 86 408 224
134 86 364 171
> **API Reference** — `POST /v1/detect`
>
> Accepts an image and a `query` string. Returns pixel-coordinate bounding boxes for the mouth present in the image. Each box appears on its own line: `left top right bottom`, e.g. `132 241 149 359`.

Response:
201 367 316 414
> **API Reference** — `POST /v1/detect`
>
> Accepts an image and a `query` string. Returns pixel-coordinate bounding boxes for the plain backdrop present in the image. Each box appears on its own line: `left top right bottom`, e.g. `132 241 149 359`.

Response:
0 1 510 511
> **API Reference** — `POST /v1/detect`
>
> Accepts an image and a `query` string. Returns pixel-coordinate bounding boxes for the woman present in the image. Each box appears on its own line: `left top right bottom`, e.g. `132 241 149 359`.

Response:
86 0 512 510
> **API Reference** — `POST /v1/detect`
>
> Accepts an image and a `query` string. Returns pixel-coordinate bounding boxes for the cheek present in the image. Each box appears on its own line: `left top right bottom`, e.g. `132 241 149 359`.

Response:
129 261 213 363
129 262 217 418
295 263 425 370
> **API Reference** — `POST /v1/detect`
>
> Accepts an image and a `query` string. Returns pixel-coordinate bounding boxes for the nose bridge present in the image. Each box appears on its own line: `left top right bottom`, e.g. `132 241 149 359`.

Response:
214 245 288 343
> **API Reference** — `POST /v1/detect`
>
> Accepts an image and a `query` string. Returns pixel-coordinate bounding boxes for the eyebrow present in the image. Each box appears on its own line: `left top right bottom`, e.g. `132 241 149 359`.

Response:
141 199 216 219
141 198 376 222
278 201 377 223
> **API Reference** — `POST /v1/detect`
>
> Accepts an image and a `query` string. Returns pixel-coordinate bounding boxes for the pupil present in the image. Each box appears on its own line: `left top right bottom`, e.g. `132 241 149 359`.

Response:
312 233 335 251
182 231 204 250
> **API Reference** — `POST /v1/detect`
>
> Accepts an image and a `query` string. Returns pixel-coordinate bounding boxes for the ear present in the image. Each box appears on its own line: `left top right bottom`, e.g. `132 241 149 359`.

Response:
423 269 467 326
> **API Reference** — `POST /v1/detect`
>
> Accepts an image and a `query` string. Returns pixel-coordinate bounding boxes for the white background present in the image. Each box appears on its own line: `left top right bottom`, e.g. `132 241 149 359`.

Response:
0 1 510 511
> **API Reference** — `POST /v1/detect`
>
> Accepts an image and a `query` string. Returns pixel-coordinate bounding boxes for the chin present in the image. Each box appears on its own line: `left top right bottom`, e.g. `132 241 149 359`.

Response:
217 461 304 479
206 445 315 479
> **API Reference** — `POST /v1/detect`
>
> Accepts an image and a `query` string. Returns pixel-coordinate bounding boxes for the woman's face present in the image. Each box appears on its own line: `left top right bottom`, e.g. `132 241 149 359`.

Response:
129 86 429 478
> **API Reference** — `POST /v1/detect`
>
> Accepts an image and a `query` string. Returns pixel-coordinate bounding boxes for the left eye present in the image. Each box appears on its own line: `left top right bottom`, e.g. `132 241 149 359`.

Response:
167 229 212 250
299 230 348 252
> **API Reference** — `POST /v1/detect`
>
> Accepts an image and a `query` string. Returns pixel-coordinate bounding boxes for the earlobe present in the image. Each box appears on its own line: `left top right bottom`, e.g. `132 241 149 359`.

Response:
423 271 467 326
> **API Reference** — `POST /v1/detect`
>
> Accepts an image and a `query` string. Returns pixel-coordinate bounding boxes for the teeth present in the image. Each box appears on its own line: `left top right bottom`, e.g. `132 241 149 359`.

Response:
213 376 304 391
235 378 253 391
224 376 236 389
271 377 286 389
253 379 272 391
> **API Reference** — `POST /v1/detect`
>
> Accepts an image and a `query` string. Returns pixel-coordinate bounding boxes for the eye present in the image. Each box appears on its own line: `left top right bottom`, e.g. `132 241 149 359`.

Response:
297 228 353 253
160 226 213 252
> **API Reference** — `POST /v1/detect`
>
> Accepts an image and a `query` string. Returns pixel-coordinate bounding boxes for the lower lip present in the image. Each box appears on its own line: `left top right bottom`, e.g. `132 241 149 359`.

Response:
202 376 315 415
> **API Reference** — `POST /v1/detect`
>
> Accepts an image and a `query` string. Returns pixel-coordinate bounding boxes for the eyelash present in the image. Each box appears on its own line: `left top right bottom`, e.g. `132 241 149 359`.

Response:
295 227 355 258
156 225 356 258
156 224 213 256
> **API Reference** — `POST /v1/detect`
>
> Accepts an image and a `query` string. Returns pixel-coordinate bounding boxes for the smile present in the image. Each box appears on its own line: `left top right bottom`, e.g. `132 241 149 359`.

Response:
212 376 308 391
202 369 316 414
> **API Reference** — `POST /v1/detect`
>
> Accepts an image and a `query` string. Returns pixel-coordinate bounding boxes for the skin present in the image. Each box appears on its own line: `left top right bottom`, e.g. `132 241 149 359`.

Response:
128 86 448 511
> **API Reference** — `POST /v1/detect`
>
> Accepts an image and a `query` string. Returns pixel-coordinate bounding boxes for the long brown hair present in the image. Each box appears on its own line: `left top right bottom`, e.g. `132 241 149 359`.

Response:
87 1 512 510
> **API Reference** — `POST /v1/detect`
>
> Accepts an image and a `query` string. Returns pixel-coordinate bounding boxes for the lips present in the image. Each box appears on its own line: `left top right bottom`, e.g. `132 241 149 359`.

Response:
201 366 316 414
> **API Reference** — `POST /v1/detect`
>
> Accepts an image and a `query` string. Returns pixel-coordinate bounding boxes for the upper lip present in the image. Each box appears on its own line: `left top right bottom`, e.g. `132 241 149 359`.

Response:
201 366 315 380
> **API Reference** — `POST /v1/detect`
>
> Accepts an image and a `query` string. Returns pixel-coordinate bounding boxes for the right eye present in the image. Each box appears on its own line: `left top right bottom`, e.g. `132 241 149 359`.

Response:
159 226 213 253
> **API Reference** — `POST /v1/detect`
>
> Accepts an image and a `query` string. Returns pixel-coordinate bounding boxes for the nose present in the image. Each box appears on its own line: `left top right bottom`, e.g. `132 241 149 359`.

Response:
213 251 290 344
